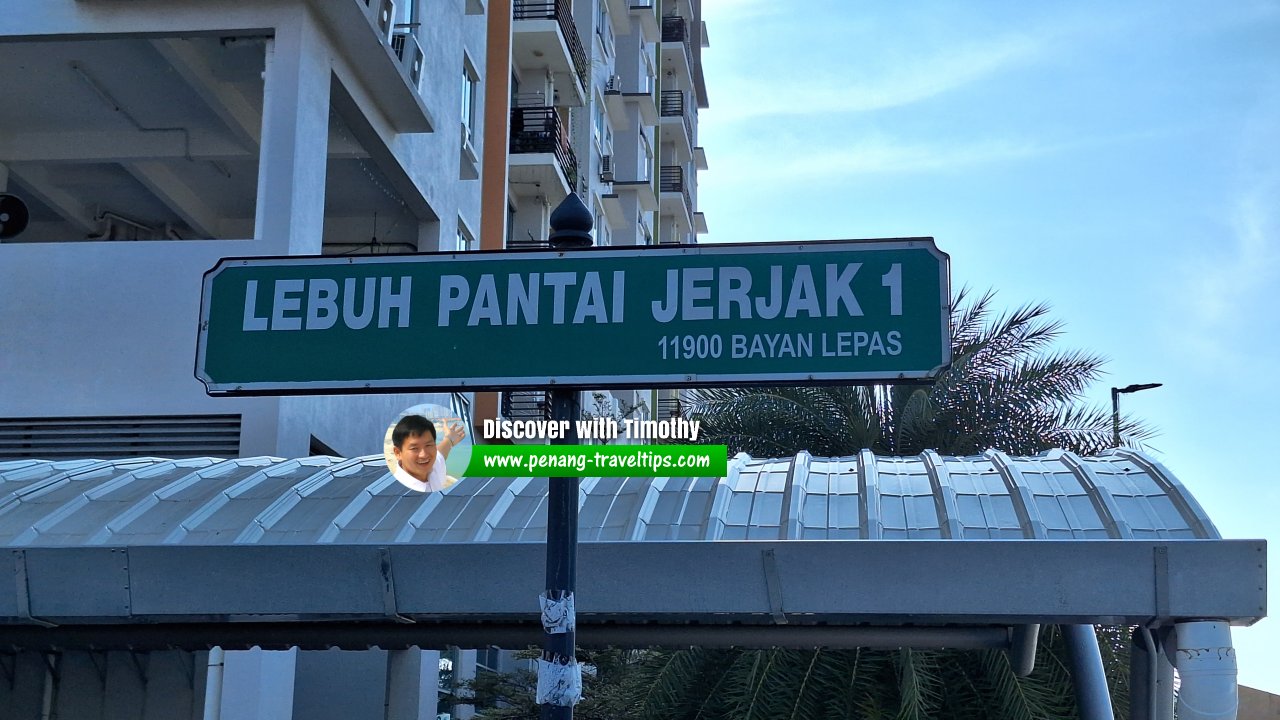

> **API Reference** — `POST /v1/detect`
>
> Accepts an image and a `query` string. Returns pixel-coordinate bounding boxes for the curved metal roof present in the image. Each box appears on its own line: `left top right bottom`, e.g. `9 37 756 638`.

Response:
0 448 1219 546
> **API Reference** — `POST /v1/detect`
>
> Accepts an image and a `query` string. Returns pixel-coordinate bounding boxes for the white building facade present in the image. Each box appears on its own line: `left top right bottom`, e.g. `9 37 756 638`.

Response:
0 0 707 717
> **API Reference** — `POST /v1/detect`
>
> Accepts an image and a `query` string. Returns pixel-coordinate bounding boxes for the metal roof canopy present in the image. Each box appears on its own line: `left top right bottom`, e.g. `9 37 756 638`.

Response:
0 449 1266 651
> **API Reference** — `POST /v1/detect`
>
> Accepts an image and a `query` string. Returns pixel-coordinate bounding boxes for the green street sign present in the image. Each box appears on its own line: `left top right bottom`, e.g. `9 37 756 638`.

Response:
196 239 950 395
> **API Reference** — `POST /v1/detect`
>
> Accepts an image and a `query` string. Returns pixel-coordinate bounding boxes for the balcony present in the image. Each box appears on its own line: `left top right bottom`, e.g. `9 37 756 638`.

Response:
509 106 579 201
659 165 693 232
630 0 661 42
659 89 693 162
389 31 424 88
655 391 683 419
314 0 433 131
660 15 693 83
604 74 658 126
513 0 588 107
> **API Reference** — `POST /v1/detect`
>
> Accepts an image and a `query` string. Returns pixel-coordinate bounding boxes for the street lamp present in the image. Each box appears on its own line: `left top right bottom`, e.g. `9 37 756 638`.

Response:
1111 383 1162 447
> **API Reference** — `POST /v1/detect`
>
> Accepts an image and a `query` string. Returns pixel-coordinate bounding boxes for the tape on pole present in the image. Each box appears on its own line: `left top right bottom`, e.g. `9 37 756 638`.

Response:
536 657 583 706
540 591 576 634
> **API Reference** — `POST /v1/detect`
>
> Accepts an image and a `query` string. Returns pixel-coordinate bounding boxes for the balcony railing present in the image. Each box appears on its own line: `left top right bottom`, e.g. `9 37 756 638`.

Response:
509 106 580 190
659 89 684 116
502 391 553 421
514 0 589 88
660 89 692 144
656 394 683 419
661 14 687 43
660 165 691 210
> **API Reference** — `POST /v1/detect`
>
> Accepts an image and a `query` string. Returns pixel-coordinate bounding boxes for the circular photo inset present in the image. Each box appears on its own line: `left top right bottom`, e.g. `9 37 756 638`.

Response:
384 403 473 493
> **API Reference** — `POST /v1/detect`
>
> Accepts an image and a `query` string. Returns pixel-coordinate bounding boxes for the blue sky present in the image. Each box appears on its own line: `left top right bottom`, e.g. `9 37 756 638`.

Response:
696 0 1279 692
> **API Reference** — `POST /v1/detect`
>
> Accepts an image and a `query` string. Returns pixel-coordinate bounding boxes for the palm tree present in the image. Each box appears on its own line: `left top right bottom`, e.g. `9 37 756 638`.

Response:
684 289 1154 458
621 290 1152 719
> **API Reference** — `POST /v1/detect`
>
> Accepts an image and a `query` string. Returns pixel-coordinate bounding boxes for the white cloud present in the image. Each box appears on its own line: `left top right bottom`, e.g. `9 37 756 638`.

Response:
706 133 1052 184
707 33 1045 123
1187 183 1280 329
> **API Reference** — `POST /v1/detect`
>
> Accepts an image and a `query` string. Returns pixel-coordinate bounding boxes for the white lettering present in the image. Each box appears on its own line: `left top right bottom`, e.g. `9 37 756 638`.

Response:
718 266 752 319
681 267 714 321
784 265 820 318
242 280 268 331
468 274 502 326
542 272 577 325
438 275 469 327
755 266 783 319
305 278 339 330
652 269 679 323
507 273 539 325
825 263 863 316
271 279 304 331
343 277 377 330
377 276 411 329
572 272 609 324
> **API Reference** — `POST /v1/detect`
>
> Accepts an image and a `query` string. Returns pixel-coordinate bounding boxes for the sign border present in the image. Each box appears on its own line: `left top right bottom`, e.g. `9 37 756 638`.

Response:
196 238 952 396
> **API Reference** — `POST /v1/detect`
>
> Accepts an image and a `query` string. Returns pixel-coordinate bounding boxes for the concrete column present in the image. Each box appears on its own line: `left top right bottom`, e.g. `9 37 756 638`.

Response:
218 648 298 720
255 10 332 255
480 0 512 252
385 649 441 720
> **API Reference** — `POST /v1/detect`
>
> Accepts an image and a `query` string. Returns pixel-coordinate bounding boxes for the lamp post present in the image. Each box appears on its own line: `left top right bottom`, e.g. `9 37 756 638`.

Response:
539 193 593 720
1111 383 1162 447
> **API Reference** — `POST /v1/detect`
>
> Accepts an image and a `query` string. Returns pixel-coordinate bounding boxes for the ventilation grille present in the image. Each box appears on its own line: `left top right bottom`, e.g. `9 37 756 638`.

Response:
0 415 241 460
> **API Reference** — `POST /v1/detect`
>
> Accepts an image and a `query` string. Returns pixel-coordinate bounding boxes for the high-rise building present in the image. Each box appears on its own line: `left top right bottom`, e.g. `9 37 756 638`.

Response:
0 0 708 461
0 1 707 716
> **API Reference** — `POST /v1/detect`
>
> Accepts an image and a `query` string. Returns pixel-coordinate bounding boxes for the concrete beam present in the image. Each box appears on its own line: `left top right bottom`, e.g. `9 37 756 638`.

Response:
3 165 95 234
0 131 366 164
0 131 248 164
150 38 263 151
124 161 223 239
0 541 1266 630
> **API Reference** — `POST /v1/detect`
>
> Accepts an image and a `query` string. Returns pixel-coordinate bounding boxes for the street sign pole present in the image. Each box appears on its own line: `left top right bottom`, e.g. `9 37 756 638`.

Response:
538 195 593 719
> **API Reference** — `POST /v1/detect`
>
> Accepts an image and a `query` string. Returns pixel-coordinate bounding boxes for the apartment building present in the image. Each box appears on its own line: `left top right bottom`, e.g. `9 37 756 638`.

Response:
0 0 707 717
499 0 710 431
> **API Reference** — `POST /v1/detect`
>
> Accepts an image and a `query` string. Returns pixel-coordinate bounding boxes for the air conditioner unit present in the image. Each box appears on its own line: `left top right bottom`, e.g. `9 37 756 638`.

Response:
377 0 396 41
600 154 614 182
391 31 424 86
606 75 623 92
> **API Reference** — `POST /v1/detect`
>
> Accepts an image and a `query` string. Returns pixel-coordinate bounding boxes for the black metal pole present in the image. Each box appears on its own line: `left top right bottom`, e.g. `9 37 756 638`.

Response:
541 391 578 720
539 194 593 720
1111 387 1121 448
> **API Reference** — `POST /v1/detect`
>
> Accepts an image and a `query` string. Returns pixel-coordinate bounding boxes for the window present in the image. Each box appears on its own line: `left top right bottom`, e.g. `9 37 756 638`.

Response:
596 2 614 57
640 130 654 180
592 98 608 151
477 647 501 673
594 200 611 246
461 56 479 147
395 0 416 26
456 220 475 252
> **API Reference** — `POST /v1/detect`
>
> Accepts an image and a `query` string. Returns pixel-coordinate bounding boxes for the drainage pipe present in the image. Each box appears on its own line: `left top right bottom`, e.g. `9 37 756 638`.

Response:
40 653 56 720
1173 620 1237 720
203 646 225 720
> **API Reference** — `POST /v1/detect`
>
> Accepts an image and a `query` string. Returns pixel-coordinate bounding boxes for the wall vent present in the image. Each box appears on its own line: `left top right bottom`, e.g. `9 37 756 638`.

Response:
0 415 242 460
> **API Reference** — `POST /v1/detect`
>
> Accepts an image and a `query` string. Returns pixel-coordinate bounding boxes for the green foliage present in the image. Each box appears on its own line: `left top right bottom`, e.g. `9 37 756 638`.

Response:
622 627 1093 720
465 647 646 720
683 289 1156 457
470 291 1145 719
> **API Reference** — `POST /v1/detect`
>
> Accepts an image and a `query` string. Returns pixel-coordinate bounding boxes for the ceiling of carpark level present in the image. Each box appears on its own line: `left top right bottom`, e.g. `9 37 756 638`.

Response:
0 36 416 244
0 37 263 133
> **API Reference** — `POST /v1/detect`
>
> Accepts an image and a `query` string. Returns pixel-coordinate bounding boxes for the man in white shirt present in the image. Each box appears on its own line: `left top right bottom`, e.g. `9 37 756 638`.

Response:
391 414 466 492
